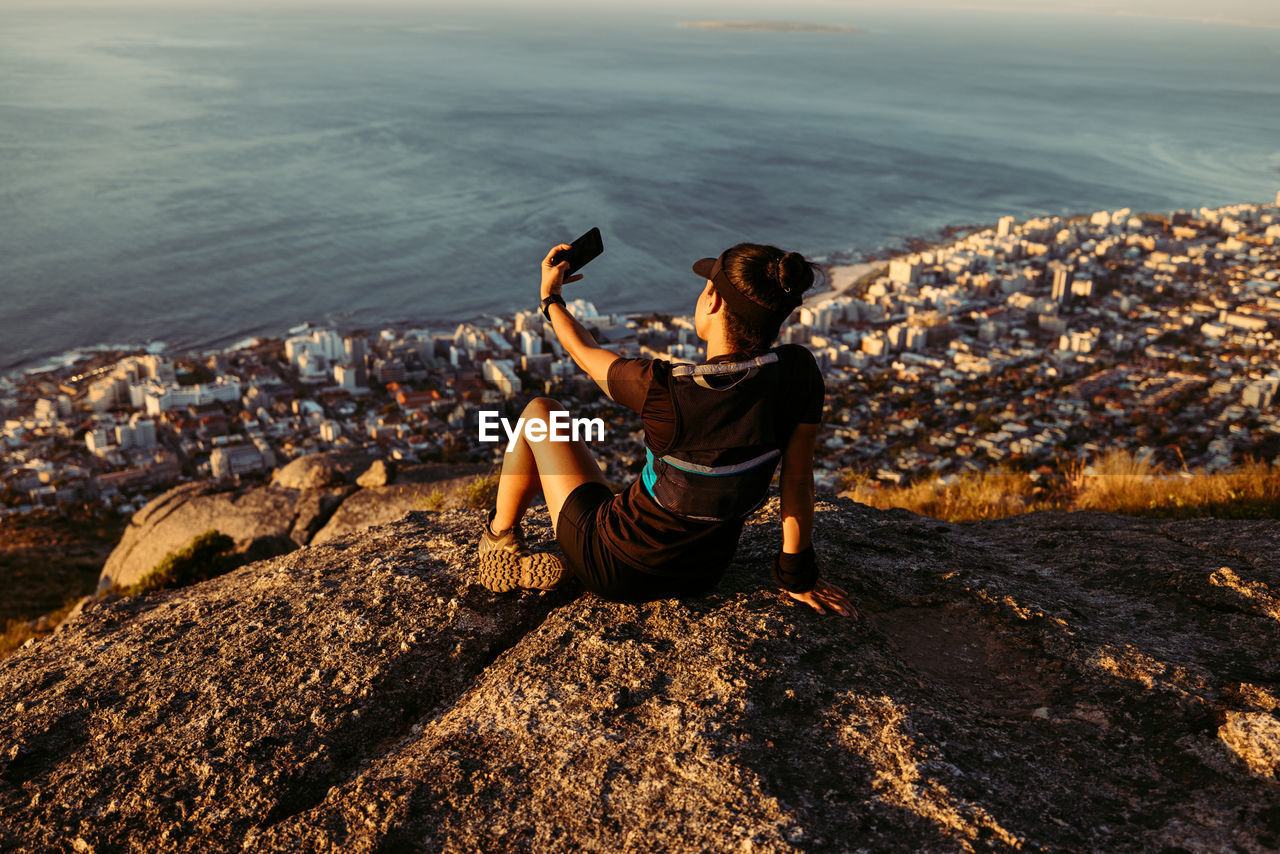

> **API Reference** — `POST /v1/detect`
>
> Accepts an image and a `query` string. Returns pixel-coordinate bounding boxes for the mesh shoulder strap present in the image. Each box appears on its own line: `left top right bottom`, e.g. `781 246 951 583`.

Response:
670 353 779 390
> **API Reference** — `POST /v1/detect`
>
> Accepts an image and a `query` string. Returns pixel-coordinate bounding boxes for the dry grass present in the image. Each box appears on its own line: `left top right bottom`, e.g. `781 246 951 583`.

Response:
418 487 446 512
1 596 82 659
1074 451 1280 519
0 508 126 624
843 469 1046 521
840 451 1280 522
113 530 237 596
463 474 499 510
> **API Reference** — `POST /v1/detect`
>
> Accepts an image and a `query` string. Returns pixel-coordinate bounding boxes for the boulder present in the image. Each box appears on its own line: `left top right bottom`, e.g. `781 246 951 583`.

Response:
99 463 489 592
355 459 395 488
288 487 354 546
310 467 493 545
271 451 378 491
97 483 303 591
311 484 451 545
11 499 1275 852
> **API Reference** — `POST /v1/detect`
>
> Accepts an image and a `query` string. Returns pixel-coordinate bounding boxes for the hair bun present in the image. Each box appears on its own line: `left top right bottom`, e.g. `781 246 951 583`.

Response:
769 258 787 290
776 251 814 299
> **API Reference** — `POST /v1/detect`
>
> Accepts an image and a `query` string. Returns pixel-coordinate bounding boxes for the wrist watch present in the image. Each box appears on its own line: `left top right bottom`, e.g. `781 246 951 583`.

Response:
540 293 566 321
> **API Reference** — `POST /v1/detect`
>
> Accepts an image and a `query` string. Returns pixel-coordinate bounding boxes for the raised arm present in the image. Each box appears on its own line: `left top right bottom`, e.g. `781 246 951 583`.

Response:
776 422 857 619
541 244 620 396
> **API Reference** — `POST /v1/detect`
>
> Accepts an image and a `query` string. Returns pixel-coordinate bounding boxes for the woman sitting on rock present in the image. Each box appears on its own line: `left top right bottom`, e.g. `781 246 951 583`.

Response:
477 241 856 618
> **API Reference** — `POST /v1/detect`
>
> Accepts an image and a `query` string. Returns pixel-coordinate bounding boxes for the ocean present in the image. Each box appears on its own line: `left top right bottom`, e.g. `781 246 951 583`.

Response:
2 3 1278 373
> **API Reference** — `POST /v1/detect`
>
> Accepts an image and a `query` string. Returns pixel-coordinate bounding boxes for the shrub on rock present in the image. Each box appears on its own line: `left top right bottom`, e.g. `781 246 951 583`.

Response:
121 529 236 596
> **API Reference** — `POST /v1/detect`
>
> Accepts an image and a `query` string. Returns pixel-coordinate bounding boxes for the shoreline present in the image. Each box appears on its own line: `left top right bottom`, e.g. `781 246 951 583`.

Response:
811 261 886 301
4 194 1278 526
0 233 965 381
0 201 1224 381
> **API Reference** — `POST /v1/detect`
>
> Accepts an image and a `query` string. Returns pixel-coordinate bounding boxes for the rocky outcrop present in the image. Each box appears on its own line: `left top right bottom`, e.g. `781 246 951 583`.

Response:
355 459 395 488
97 482 314 591
10 498 1278 852
271 451 379 491
310 470 491 546
99 454 489 591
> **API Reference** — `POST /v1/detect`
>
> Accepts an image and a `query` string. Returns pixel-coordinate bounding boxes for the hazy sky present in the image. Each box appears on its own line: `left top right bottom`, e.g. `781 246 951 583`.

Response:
679 0 1280 28
8 0 1280 25
928 0 1280 28
4 0 1280 32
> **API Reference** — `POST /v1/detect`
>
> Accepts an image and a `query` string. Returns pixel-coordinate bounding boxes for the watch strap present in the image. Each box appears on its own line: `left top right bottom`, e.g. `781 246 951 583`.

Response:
541 294 567 321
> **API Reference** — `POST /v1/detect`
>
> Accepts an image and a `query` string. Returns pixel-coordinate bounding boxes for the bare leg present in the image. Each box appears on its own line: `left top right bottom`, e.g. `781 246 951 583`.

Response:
491 397 609 536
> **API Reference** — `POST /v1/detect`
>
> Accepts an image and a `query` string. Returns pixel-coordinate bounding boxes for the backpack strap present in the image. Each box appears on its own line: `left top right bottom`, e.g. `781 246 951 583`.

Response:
670 352 778 377
659 448 781 475
672 352 778 390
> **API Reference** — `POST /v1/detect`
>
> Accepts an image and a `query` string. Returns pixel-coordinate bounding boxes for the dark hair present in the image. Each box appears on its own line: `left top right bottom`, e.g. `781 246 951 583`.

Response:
718 243 817 354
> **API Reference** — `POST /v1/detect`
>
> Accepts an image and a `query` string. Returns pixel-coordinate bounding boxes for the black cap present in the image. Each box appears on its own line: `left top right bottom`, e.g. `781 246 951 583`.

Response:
691 251 800 328
692 255 718 280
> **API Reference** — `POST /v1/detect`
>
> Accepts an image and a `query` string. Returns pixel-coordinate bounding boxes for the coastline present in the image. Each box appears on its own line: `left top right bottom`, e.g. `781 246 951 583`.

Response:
0 198 1260 381
0 223 977 381
813 262 885 300
4 195 1278 530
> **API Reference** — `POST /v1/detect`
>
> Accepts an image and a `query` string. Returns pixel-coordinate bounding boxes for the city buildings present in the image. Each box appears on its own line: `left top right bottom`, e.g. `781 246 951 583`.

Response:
3 197 1278 515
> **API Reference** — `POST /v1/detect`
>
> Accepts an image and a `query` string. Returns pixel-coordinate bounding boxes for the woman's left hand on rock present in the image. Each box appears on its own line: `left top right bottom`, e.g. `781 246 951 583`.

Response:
786 578 858 619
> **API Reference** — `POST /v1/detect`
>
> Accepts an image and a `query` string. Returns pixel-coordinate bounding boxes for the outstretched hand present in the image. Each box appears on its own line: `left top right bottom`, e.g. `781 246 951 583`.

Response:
785 578 858 619
542 243 584 300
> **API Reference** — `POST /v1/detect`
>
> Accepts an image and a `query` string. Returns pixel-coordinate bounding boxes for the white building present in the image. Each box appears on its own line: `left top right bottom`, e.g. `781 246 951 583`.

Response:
86 427 114 456
121 414 157 451
482 359 520 396
33 399 58 422
334 363 359 390
210 441 273 479
285 328 345 368
1219 311 1268 333
1243 380 1278 409
295 349 330 383
566 299 602 323
88 377 128 412
860 333 886 357
888 258 921 285
141 378 242 414
486 331 511 353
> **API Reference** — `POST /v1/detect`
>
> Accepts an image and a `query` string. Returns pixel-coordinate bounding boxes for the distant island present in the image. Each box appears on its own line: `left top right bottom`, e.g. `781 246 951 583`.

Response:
680 20 864 34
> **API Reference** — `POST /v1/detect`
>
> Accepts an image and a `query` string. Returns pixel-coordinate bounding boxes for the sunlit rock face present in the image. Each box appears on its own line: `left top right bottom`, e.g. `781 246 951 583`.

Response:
98 455 487 591
4 498 1278 852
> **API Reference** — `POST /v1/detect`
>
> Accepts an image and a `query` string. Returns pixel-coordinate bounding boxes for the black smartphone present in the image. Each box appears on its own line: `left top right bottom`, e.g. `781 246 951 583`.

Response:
553 227 604 276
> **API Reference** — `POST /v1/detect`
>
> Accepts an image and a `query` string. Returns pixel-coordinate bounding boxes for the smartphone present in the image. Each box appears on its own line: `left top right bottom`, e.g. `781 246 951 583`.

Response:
553 227 604 277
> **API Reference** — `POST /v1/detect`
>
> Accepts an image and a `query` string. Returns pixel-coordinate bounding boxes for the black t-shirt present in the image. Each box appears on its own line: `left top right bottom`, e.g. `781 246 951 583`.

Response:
597 343 824 578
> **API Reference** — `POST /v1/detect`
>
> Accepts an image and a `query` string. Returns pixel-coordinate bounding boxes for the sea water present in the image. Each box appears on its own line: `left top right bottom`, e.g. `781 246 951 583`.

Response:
2 2 1278 372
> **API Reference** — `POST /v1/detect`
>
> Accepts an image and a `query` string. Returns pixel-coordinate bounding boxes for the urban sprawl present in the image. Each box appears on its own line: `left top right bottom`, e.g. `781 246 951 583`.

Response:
3 195 1279 516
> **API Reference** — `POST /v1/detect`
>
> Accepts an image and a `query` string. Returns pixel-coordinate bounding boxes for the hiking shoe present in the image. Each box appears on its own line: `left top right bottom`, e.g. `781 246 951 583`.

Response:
477 511 568 593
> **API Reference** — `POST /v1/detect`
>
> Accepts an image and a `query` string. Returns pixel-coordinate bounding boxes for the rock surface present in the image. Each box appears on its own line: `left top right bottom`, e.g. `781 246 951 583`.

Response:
98 482 305 591
310 472 489 546
8 498 1278 852
99 455 490 591
356 459 395 489
271 451 379 491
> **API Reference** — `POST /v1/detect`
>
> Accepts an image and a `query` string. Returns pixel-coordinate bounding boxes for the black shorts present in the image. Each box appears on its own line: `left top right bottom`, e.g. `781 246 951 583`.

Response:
555 481 722 603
